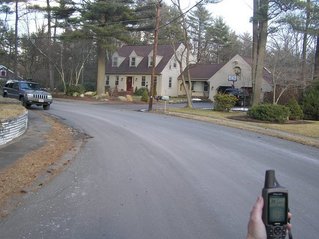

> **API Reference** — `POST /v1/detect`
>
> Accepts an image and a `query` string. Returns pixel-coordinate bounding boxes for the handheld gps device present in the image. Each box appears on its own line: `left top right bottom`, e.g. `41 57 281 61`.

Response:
262 170 288 239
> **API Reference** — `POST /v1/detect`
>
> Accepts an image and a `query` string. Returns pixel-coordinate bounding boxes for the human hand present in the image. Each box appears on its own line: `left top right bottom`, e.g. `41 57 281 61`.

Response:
246 196 292 239
247 196 267 239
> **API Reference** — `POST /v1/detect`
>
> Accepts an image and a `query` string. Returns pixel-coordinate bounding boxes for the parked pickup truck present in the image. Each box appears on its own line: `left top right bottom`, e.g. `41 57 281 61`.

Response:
2 80 53 110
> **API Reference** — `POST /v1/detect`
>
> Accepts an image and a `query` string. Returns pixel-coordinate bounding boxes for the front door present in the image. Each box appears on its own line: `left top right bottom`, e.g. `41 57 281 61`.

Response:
126 77 133 92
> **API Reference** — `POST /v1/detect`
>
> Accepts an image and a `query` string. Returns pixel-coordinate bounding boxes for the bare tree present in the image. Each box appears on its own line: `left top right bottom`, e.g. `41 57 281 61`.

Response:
267 33 302 103
171 0 193 108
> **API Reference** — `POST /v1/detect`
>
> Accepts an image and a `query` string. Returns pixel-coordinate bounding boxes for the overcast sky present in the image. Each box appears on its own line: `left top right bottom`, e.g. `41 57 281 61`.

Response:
208 0 253 34
173 0 253 35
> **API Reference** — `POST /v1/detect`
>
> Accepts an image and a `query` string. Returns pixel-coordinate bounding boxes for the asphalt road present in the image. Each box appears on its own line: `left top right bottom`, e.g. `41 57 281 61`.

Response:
1 100 318 239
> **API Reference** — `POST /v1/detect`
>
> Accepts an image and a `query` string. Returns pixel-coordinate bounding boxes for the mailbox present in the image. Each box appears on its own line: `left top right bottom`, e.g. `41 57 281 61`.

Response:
161 96 169 101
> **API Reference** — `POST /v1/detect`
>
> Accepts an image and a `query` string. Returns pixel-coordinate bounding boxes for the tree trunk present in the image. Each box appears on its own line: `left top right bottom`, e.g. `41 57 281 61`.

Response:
46 0 55 90
176 0 192 108
253 20 268 105
314 35 319 81
185 43 193 108
14 0 18 78
96 41 106 95
301 0 310 87
252 0 268 106
252 0 259 105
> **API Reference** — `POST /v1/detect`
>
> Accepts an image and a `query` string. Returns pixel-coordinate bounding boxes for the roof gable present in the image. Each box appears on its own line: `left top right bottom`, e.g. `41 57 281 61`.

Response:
106 44 182 75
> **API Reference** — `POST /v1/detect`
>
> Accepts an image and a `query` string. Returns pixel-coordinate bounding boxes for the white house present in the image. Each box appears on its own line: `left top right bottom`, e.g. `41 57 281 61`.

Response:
105 43 194 97
179 54 273 102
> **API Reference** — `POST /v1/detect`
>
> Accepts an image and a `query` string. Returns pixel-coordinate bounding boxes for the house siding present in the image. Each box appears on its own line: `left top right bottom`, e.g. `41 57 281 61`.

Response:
106 44 189 97
159 59 180 97
208 55 271 101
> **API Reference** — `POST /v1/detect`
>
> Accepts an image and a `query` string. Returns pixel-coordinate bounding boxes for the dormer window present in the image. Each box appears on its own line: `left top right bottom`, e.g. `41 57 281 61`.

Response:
112 57 118 67
1 70 6 77
130 57 136 67
148 56 153 67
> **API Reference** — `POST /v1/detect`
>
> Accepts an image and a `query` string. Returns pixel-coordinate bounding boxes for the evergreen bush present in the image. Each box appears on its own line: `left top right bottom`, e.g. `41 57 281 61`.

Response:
213 93 237 112
134 87 148 96
66 84 86 96
83 82 96 92
286 99 303 120
247 104 290 123
141 89 149 102
301 83 319 120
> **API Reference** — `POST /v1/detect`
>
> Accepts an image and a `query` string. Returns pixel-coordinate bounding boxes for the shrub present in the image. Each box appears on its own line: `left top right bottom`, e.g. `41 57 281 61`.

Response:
248 104 290 123
83 82 96 92
213 93 237 112
141 89 149 102
134 87 148 96
66 84 86 96
286 99 303 120
301 83 319 120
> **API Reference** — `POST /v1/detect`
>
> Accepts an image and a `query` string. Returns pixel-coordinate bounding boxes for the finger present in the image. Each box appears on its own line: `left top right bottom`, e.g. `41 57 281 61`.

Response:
250 196 264 220
288 212 292 220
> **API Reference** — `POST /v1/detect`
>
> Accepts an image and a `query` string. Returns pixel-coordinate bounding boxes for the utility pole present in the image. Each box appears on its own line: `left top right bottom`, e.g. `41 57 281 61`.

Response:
14 0 18 79
148 0 162 111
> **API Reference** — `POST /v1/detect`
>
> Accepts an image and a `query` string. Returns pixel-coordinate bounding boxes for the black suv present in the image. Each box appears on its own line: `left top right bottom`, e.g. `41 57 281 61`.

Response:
224 88 249 106
2 80 53 110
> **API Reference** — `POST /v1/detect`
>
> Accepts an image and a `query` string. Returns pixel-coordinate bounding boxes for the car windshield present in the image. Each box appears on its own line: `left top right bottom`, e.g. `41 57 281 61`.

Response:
20 82 40 90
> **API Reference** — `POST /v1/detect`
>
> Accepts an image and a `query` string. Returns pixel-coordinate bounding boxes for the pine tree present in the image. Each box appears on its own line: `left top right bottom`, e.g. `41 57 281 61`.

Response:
79 0 137 95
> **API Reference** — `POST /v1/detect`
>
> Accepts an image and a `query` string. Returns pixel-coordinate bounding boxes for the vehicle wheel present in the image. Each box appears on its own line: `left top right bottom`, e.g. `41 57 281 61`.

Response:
20 97 26 106
43 104 50 110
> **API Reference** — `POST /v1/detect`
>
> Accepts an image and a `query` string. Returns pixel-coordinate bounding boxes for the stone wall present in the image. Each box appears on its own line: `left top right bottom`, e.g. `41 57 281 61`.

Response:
0 111 28 145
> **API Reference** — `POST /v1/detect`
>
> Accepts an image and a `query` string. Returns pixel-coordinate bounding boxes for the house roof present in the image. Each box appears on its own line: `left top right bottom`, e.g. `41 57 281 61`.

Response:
185 63 225 80
182 55 272 84
106 44 181 75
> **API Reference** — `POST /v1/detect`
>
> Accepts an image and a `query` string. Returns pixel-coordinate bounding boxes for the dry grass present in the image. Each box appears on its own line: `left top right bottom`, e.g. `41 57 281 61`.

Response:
167 108 319 139
0 104 26 121
251 120 319 138
0 114 77 217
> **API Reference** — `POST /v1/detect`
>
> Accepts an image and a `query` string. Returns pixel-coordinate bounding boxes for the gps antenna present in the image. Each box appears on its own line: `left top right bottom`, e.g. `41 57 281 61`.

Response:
264 170 279 188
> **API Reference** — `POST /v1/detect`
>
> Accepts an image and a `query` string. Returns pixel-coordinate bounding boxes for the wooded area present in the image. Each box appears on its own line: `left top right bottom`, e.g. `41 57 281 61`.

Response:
0 0 318 108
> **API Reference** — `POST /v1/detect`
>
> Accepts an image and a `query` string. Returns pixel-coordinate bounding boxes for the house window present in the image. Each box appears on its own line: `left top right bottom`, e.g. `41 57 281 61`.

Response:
112 57 118 67
130 57 136 67
115 76 119 86
149 56 153 67
106 76 110 85
141 76 146 87
173 59 177 68
1 70 6 77
168 77 172 88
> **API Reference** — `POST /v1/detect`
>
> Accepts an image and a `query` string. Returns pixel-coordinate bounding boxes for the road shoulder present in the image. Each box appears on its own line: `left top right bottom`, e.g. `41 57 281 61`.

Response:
0 111 86 218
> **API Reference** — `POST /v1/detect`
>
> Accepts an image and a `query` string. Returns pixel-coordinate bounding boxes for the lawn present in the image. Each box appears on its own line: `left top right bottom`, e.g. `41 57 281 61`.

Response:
167 107 319 138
